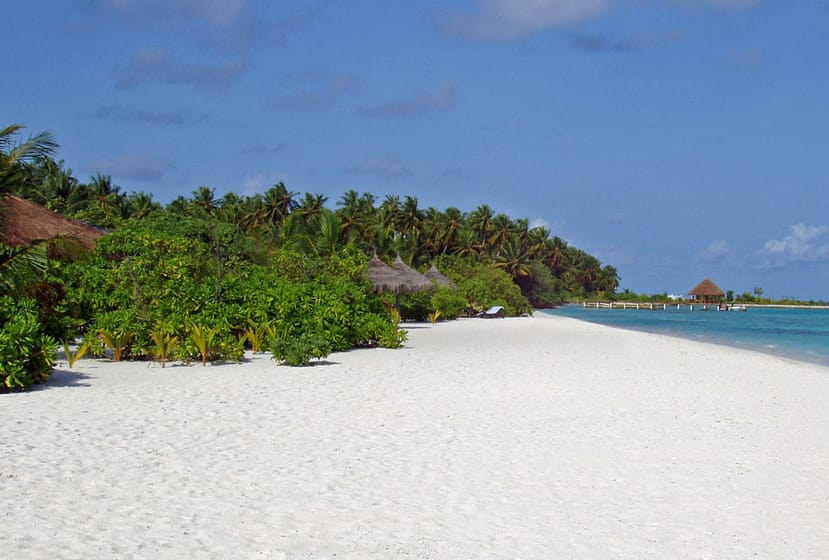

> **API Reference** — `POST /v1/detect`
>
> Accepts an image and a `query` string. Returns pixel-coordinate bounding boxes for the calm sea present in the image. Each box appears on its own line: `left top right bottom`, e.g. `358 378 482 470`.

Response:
542 305 829 367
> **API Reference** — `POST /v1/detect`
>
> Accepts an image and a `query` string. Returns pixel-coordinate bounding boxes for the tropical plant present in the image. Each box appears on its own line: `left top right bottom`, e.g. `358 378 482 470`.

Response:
269 332 332 366
62 338 88 368
189 324 219 366
0 124 58 193
98 328 134 362
0 297 56 391
147 327 179 368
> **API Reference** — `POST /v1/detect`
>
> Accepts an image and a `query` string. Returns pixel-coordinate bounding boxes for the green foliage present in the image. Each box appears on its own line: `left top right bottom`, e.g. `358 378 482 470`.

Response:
399 290 432 322
430 286 468 319
0 297 56 392
62 339 88 368
147 327 179 368
243 322 271 353
189 324 219 366
269 333 332 367
428 309 442 324
99 328 134 362
441 257 531 316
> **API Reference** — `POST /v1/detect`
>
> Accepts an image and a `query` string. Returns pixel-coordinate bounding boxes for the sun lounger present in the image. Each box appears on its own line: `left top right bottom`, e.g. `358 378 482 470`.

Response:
477 305 505 318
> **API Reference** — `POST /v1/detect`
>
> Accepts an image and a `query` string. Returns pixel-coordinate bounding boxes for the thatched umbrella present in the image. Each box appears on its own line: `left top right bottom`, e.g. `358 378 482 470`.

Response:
688 278 724 303
367 254 402 293
0 195 105 257
367 254 432 312
392 256 433 292
423 262 454 288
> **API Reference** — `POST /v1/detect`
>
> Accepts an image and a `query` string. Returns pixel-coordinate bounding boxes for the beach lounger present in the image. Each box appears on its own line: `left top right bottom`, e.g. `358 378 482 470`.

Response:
477 305 505 318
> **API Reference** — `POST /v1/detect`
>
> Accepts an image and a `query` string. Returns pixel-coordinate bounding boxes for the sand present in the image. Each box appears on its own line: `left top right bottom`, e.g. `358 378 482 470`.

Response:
2 313 828 559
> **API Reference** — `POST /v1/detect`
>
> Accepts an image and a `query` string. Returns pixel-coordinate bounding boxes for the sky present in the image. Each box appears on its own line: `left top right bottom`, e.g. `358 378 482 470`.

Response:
3 1 829 300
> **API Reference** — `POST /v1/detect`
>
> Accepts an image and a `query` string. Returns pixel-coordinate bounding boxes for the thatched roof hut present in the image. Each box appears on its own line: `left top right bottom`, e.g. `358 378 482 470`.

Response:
391 256 433 293
367 254 402 293
0 195 105 254
688 278 725 303
423 262 454 288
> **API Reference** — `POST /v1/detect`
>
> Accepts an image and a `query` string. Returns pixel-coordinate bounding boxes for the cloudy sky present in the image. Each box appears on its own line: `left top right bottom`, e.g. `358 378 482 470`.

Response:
3 1 828 299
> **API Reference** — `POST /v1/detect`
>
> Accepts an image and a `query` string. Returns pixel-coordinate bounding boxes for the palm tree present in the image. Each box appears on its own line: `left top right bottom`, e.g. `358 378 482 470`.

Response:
87 173 124 215
0 125 58 194
422 207 445 256
295 192 327 228
494 237 532 280
33 159 82 214
441 207 464 255
127 191 160 219
378 194 402 232
337 189 365 241
192 186 217 216
543 236 568 275
315 209 343 255
399 196 424 238
486 213 514 257
262 182 296 225
468 204 494 248
0 241 47 296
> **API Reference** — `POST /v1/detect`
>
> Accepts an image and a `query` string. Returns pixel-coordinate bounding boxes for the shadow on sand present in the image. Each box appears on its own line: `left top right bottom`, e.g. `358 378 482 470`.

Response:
35 369 93 390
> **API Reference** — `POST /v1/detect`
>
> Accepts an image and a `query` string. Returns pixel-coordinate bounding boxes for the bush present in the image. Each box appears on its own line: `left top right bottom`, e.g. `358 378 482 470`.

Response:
441 257 531 316
269 333 332 367
0 297 56 392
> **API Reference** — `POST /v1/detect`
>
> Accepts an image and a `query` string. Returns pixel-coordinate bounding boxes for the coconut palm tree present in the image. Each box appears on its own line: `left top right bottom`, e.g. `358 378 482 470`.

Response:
438 207 462 254
262 182 296 225
399 196 424 238
295 192 327 228
0 241 47 296
192 186 217 216
486 213 514 257
127 191 160 219
494 237 532 280
0 124 58 194
468 204 494 248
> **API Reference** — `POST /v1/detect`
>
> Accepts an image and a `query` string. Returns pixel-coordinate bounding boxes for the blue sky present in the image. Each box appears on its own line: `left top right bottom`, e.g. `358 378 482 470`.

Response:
3 1 828 299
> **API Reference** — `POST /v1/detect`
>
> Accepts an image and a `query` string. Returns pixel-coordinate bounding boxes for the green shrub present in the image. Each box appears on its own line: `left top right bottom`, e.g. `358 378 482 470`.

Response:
0 297 56 392
269 333 332 366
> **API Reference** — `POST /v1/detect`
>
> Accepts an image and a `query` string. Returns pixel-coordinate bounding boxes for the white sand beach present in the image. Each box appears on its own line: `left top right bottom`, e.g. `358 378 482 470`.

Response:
2 313 828 559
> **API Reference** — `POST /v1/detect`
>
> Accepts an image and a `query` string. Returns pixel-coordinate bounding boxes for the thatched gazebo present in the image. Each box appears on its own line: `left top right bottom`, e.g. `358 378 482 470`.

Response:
688 278 725 303
0 195 105 257
423 262 454 288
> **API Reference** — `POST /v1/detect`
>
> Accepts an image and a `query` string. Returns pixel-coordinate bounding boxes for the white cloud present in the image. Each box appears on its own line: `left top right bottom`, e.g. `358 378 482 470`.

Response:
762 223 829 262
440 0 609 42
88 0 246 26
85 153 174 181
281 76 357 110
114 48 245 90
361 84 455 118
241 173 280 195
348 157 412 180
529 217 549 230
677 0 758 9
698 239 735 261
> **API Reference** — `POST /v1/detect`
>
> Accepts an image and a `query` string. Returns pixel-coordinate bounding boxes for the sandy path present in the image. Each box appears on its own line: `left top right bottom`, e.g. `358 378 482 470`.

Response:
2 314 828 559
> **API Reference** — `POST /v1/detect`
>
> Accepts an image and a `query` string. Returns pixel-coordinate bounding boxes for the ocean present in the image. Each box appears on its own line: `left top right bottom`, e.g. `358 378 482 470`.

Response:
542 304 829 367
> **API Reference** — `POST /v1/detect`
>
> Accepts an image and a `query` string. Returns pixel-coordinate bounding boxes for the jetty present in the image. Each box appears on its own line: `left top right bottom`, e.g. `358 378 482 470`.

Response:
582 301 747 312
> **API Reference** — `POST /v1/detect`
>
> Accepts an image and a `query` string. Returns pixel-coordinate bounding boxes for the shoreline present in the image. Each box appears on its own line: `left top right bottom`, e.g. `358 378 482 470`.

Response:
3 315 829 558
545 305 829 369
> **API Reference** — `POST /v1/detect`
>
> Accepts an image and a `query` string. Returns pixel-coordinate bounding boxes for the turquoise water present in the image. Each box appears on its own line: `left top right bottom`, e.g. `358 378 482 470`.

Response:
543 305 829 367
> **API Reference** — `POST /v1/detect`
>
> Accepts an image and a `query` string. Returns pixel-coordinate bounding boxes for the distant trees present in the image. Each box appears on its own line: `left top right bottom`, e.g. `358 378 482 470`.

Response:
2 123 622 308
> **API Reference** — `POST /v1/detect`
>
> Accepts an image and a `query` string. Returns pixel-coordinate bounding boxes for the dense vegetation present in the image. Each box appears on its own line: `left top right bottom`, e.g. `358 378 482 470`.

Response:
1 124 620 390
